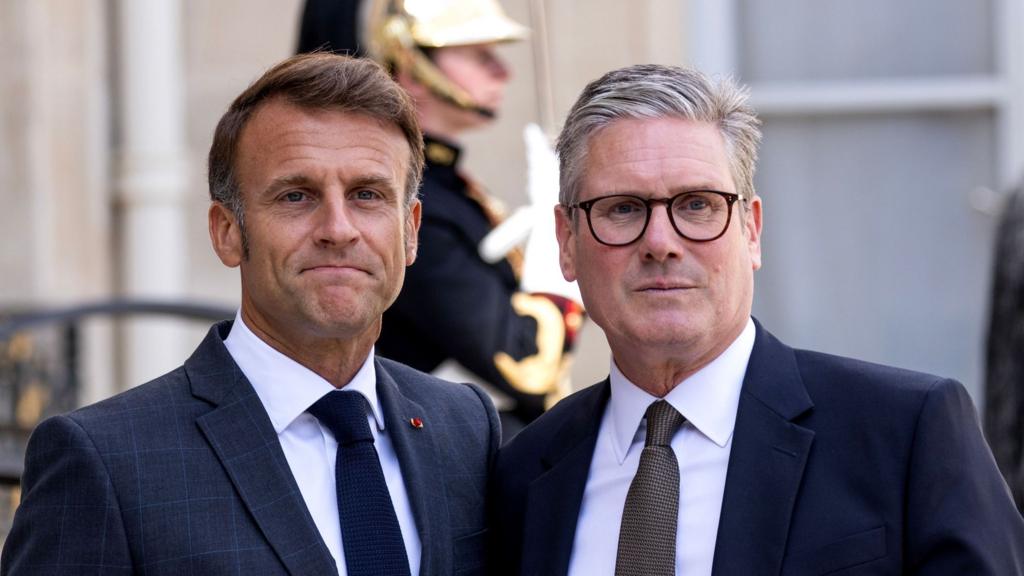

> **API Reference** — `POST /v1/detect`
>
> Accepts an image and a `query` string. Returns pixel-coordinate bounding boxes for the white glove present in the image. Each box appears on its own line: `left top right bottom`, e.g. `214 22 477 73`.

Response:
513 124 582 303
480 123 555 263
479 206 532 264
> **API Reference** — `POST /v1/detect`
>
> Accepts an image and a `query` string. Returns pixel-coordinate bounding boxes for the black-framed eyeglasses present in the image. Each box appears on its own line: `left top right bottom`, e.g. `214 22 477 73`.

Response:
566 190 742 247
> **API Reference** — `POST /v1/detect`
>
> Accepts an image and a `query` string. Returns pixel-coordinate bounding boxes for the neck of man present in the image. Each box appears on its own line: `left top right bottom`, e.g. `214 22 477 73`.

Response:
610 319 748 398
240 306 379 390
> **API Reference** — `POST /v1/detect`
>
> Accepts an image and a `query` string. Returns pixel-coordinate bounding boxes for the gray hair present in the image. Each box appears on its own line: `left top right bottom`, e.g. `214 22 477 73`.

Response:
556 64 762 206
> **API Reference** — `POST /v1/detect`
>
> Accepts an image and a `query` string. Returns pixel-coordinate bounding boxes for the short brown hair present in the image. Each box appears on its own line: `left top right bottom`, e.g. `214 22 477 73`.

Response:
208 53 424 225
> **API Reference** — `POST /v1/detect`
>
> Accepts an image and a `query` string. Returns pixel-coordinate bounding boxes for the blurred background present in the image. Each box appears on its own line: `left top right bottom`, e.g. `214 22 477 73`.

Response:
1 0 1022 534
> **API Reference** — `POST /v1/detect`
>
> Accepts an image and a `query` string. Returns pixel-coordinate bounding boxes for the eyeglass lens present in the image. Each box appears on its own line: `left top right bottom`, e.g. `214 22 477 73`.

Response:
586 191 734 245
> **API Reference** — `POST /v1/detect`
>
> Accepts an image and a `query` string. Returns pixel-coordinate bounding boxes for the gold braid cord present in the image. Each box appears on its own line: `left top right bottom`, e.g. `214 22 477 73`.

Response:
459 173 524 278
494 293 573 407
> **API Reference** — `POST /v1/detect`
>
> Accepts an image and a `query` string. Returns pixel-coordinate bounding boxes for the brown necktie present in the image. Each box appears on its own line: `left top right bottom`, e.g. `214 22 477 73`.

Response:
615 400 686 576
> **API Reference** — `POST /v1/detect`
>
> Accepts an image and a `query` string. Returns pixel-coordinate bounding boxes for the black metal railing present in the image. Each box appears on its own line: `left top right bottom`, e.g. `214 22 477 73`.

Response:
0 299 234 482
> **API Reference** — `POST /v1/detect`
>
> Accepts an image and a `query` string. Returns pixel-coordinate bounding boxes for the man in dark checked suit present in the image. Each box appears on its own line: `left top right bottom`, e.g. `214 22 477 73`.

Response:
3 53 498 575
489 64 1024 575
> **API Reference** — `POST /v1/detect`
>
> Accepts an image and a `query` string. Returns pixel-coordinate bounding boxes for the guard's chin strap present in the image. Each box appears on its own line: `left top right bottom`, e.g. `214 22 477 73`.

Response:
406 45 496 118
427 82 495 118
470 105 496 119
376 15 497 119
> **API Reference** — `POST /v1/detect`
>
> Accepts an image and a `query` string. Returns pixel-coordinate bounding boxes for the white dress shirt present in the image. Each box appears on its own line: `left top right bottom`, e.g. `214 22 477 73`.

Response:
224 312 422 576
567 318 755 576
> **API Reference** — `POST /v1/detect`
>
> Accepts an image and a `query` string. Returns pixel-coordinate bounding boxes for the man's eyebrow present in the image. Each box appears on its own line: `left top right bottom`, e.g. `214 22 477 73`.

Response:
260 173 400 196
349 175 398 190
263 174 313 195
348 175 402 198
598 183 728 196
670 186 732 195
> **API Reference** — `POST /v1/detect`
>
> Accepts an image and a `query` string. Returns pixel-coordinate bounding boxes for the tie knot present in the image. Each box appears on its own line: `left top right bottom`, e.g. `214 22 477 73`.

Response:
644 400 684 447
308 391 373 445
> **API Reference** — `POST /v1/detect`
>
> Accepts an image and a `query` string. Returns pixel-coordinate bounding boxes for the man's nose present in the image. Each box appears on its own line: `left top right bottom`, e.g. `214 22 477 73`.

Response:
315 195 360 246
641 204 682 262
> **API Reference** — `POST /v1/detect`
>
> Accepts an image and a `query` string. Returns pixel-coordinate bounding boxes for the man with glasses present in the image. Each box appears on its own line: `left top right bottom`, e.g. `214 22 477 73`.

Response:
489 64 1024 575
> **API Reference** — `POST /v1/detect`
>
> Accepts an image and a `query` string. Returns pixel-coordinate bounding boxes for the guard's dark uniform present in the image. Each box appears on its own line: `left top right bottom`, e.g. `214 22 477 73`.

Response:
297 0 581 429
378 137 579 427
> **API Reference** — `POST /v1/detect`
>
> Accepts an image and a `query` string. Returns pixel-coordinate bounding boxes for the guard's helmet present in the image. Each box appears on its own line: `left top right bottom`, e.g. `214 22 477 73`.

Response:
298 0 527 117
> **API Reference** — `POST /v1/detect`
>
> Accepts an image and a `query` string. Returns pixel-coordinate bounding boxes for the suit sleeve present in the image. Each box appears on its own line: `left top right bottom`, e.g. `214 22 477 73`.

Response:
905 379 1024 575
463 381 502 467
2 415 133 575
396 219 578 422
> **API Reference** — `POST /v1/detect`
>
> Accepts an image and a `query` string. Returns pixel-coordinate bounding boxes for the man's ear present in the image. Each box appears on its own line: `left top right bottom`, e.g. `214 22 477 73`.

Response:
404 199 422 266
554 204 578 282
209 202 244 268
744 195 763 271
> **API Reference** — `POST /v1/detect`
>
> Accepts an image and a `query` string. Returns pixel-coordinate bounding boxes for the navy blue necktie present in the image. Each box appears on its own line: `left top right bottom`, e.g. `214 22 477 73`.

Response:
308 391 411 576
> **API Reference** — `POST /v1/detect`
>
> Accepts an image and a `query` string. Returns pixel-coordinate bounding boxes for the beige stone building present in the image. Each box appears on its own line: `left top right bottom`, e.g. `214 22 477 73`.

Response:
2 0 1020 540
0 0 687 400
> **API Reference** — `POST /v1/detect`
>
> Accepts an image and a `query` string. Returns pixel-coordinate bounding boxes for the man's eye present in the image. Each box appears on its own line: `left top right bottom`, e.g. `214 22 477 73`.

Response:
283 191 306 202
354 189 382 201
602 200 643 217
676 194 714 212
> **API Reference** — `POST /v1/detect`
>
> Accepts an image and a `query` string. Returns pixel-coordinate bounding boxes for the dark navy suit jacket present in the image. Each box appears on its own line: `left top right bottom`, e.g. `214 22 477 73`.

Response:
490 322 1024 575
3 321 500 575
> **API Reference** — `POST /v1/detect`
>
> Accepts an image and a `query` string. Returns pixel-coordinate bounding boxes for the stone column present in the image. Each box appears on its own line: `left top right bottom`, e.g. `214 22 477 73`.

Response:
116 0 190 387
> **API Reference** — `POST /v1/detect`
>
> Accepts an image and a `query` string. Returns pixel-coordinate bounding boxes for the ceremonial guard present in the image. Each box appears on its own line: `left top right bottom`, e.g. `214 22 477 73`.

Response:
298 0 583 432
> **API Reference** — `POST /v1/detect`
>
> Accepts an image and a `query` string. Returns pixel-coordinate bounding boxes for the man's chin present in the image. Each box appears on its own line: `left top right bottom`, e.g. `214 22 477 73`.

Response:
298 303 380 336
624 315 705 346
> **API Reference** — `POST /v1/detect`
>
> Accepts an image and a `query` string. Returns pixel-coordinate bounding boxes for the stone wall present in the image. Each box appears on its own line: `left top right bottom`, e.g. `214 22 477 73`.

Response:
0 0 688 396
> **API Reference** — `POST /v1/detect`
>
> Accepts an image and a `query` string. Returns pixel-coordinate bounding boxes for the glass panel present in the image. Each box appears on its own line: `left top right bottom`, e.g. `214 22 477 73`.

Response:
751 111 997 396
738 0 994 82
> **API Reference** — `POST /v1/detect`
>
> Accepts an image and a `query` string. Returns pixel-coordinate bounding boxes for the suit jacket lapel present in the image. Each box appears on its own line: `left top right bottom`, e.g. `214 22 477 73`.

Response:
189 322 338 576
711 323 815 576
375 360 451 576
523 381 610 576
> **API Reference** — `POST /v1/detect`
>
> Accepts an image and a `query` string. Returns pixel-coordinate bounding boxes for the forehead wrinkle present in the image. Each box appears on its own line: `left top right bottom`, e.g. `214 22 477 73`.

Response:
587 157 732 196
585 138 734 198
261 163 400 191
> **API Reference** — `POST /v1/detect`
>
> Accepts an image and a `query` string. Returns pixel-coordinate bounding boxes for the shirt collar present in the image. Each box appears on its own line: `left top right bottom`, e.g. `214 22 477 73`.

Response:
222 310 385 434
607 318 755 464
